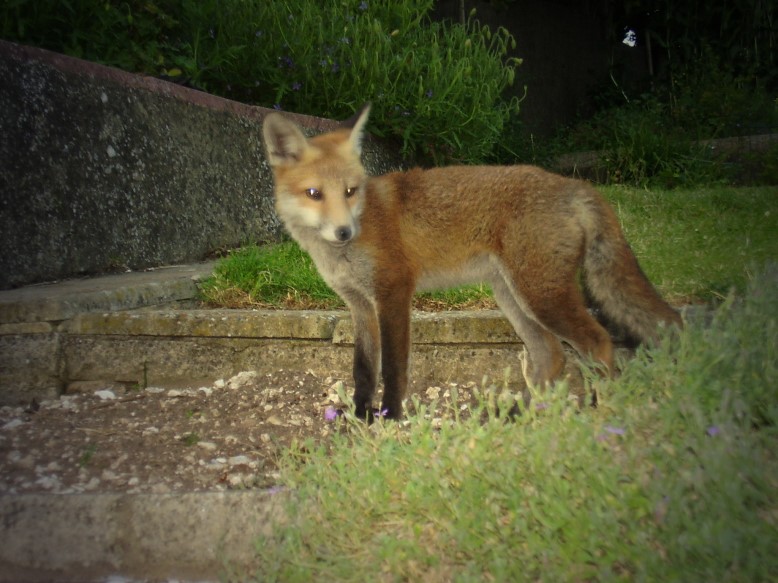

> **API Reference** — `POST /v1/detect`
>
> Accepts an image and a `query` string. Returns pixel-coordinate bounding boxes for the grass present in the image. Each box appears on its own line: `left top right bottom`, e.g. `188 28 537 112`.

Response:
200 185 778 309
242 264 778 582
199 240 495 311
602 185 778 303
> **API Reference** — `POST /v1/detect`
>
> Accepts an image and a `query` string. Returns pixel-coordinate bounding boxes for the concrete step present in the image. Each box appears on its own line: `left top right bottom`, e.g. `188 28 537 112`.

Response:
0 490 284 582
0 263 537 408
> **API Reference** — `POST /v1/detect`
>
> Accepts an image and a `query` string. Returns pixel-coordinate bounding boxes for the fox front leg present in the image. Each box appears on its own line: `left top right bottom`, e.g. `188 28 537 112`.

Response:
347 298 381 420
376 287 414 420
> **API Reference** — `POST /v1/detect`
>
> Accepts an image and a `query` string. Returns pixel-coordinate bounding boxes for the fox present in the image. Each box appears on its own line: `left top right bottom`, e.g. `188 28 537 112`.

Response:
262 104 682 420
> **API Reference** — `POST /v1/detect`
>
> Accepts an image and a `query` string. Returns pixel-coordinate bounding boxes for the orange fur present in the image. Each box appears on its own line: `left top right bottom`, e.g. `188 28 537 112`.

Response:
263 105 682 419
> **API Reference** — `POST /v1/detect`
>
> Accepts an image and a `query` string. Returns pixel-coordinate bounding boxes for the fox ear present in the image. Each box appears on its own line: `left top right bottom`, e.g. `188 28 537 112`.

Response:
263 113 308 167
344 103 371 156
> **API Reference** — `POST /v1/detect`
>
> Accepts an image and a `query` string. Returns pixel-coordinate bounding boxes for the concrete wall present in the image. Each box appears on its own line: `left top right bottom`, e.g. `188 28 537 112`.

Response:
0 40 402 290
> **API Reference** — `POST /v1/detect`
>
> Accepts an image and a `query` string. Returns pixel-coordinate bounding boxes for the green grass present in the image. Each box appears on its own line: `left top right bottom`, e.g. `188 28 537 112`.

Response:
201 185 777 309
245 265 778 582
200 241 494 311
603 185 778 303
200 242 339 309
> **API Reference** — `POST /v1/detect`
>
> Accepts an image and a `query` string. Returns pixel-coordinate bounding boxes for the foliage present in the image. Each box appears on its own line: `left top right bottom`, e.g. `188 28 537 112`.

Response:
542 0 778 187
0 0 181 73
0 0 521 165
551 88 777 188
252 266 778 581
635 0 777 94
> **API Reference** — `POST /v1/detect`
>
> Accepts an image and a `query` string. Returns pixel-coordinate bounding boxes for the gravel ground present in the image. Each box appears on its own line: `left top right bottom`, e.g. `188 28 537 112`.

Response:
0 370 481 495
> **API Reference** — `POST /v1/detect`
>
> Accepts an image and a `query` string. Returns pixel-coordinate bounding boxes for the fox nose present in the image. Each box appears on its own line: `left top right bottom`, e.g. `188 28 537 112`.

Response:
335 226 353 242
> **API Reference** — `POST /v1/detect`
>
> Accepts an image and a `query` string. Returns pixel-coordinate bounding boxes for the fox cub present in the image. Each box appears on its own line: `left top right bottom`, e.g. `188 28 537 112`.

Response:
263 104 681 419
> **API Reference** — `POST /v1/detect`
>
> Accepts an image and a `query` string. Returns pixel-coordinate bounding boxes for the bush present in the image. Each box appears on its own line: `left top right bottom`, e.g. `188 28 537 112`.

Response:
1 0 521 165
555 97 723 187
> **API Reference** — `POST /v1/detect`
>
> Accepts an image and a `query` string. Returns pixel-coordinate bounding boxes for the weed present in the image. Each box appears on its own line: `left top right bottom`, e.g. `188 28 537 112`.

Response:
78 443 97 467
181 432 200 446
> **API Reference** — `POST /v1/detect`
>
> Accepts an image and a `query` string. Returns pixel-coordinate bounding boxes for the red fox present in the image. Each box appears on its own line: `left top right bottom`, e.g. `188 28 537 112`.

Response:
262 104 682 419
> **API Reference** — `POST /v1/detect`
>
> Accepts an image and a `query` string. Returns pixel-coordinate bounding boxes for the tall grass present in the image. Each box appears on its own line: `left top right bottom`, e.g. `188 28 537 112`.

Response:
246 265 778 582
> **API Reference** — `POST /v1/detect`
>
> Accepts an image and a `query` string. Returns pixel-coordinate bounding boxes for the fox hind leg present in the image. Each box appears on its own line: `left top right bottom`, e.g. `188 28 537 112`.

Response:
496 244 615 378
516 275 614 377
491 275 566 389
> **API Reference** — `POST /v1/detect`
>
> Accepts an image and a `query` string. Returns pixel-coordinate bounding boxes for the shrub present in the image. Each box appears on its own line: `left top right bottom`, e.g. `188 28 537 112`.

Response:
1 0 522 165
176 0 521 164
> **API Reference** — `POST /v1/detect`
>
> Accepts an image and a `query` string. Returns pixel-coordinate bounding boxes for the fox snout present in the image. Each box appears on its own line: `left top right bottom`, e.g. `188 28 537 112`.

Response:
322 216 358 245
334 225 353 242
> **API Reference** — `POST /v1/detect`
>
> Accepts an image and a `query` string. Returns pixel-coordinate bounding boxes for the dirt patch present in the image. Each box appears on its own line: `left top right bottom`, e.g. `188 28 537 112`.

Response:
0 371 480 495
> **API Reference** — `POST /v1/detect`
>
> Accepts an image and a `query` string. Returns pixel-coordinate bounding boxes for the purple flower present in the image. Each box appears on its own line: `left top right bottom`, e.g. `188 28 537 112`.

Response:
604 425 626 435
374 407 389 418
273 103 282 110
278 55 295 69
596 425 626 442
292 81 302 91
706 425 720 437
359 1 368 10
324 407 339 422
426 89 433 98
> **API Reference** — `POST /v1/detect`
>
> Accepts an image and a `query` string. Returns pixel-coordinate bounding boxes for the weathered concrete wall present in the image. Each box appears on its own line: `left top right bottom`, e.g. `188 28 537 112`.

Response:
0 40 401 290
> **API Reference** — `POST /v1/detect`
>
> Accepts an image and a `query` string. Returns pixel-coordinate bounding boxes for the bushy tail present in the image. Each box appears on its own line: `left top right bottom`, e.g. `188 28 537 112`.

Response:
581 197 683 344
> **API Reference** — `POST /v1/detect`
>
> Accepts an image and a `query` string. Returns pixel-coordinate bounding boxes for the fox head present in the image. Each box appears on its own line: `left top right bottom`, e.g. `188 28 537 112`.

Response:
262 104 371 245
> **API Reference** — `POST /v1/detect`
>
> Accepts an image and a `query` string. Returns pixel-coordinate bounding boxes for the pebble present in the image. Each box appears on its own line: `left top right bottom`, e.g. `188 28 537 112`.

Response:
197 441 217 451
95 390 117 400
2 419 23 430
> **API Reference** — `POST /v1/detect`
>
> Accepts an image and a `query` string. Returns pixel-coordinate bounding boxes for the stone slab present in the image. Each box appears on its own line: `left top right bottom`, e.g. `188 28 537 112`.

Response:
333 309 519 345
60 335 532 392
0 333 63 403
0 263 216 324
63 308 346 339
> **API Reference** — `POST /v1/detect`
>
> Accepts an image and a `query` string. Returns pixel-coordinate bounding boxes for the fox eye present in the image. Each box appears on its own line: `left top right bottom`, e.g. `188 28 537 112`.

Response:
305 188 322 201
345 187 357 198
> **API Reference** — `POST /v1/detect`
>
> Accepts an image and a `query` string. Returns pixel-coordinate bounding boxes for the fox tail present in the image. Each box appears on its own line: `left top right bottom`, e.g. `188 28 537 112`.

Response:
581 197 683 343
